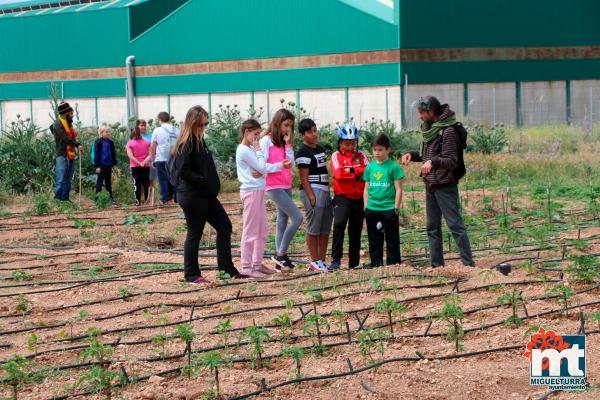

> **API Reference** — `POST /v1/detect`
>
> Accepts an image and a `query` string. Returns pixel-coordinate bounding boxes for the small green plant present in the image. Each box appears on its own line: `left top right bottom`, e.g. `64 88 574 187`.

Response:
240 323 270 369
174 323 196 379
11 269 33 281
1 354 30 400
281 346 304 379
77 328 119 399
27 332 38 354
217 270 232 280
272 312 293 340
31 194 52 215
592 310 600 329
73 218 97 229
118 286 134 301
566 255 599 284
330 309 348 334
436 292 465 352
497 289 524 327
199 351 225 397
374 298 407 338
151 315 170 359
302 312 329 356
547 284 576 316
214 319 232 351
15 294 31 316
123 214 155 225
94 191 112 210
357 328 387 364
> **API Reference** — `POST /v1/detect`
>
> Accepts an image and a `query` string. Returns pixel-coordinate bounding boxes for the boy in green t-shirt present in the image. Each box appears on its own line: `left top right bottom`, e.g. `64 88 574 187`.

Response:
363 134 404 268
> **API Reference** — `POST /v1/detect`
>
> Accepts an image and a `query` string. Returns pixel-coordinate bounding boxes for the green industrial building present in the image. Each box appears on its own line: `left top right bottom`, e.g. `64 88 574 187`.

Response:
0 0 599 128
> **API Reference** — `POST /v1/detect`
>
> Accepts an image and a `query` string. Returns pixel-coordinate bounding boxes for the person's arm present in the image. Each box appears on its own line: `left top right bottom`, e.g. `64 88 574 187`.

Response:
179 150 206 184
354 151 369 179
242 147 267 175
54 123 80 147
298 168 315 206
260 137 284 173
431 127 458 171
149 141 157 165
394 179 403 213
126 145 139 166
110 140 118 168
363 182 369 210
331 153 356 182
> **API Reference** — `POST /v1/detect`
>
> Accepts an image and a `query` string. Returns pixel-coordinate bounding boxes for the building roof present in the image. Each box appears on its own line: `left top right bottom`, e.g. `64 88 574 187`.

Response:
0 0 149 18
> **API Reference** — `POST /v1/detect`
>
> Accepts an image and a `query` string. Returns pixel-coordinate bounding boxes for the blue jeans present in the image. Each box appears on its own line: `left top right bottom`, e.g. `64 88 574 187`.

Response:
54 156 75 201
155 161 175 203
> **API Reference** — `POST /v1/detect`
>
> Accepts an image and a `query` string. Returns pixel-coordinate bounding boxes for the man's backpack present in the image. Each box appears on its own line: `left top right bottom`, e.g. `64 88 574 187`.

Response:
443 122 468 180
166 153 183 187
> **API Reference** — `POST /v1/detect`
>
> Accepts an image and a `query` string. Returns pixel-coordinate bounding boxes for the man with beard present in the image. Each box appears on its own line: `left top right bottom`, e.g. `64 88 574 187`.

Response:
51 102 83 201
401 96 474 268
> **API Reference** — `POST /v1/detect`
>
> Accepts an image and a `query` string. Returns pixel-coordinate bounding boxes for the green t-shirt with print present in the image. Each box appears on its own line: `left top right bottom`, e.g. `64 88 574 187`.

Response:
363 159 404 211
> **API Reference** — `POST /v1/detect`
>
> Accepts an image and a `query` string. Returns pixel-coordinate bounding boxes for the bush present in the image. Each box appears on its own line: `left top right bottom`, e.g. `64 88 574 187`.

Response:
467 123 509 154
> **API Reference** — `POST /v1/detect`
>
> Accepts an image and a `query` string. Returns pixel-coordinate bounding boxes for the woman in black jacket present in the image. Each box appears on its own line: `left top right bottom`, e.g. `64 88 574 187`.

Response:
172 106 246 285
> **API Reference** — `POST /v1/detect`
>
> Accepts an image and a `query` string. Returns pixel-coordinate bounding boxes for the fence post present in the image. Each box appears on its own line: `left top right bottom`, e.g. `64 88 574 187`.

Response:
266 90 271 121
208 92 212 123
167 94 171 115
29 98 33 123
94 97 99 126
515 81 522 127
384 88 389 121
463 82 469 120
296 89 301 115
344 87 349 122
400 84 406 129
590 87 594 131
0 99 3 130
492 87 496 126
565 80 571 125
250 90 255 113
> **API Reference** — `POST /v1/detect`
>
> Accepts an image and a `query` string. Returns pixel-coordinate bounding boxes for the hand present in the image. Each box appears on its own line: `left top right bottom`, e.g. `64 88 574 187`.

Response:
401 153 412 166
308 193 316 207
421 160 433 175
95 167 101 174
78 145 84 152
251 170 262 178
251 137 261 151
284 134 292 145
282 159 292 169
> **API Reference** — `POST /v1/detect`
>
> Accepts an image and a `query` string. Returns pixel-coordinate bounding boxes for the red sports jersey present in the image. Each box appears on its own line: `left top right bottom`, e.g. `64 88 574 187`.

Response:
330 150 369 199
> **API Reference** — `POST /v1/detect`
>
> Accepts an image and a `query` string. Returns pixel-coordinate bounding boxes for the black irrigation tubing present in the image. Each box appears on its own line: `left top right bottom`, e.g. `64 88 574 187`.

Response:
0 244 73 250
37 277 564 345
0 252 122 271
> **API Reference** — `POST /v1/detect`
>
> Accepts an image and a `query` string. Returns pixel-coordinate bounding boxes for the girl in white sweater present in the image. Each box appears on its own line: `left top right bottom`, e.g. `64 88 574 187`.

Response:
236 119 278 277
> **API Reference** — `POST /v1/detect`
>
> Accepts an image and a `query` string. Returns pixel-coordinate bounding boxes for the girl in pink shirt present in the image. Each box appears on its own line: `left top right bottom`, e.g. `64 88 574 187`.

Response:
259 109 302 271
126 126 151 205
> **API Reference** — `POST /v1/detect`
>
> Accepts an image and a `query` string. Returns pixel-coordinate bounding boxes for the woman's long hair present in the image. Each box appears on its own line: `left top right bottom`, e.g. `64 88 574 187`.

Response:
267 108 295 147
171 106 209 156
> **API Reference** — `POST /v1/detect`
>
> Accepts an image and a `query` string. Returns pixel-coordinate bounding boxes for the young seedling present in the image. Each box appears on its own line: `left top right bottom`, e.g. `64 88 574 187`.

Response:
27 332 38 354
241 323 270 369
214 319 232 352
15 294 31 317
374 298 408 338
272 312 293 341
77 328 118 399
436 292 465 352
152 315 170 359
1 355 30 400
567 255 600 284
330 309 348 334
199 351 225 397
593 310 600 330
357 328 387 365
174 323 196 379
547 284 576 316
281 346 304 379
497 289 524 327
10 270 33 281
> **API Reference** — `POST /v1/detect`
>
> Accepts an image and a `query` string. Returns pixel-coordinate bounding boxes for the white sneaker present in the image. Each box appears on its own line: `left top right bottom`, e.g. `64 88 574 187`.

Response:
308 261 328 273
317 260 330 272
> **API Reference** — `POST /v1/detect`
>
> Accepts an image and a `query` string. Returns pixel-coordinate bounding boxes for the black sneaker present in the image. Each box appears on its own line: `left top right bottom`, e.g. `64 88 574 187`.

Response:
271 254 294 272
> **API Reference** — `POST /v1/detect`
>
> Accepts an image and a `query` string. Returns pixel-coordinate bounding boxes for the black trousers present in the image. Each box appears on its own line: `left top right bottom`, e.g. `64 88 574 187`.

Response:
95 166 113 199
178 191 237 281
426 184 474 267
131 167 150 203
365 208 401 267
331 195 364 268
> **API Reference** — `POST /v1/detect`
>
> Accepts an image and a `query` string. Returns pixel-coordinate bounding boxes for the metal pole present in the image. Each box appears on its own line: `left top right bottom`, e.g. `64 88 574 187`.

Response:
515 81 522 127
0 100 3 131
385 88 389 121
208 92 212 123
250 91 255 113
344 87 349 122
463 82 469 120
167 94 171 115
492 87 496 126
400 84 406 129
94 97 99 126
296 89 301 116
267 90 271 121
590 87 594 131
565 80 571 125
29 98 33 122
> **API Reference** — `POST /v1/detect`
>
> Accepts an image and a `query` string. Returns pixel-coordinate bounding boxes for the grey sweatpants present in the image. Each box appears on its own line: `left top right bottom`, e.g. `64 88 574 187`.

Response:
267 188 303 254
